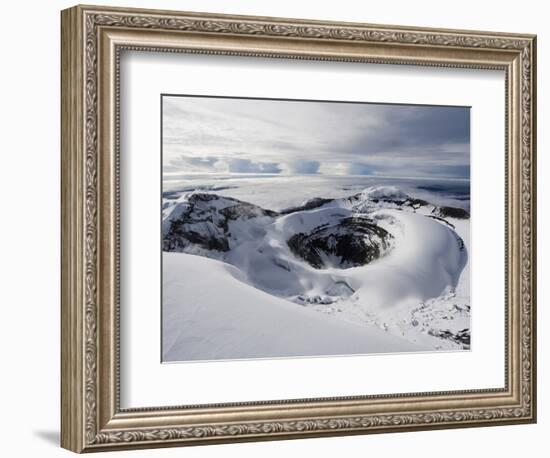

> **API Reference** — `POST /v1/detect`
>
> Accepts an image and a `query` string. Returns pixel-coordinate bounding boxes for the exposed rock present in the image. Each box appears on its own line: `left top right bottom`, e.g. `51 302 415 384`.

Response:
287 216 393 269
219 201 278 219
164 217 230 252
163 193 276 253
429 328 470 348
433 206 470 219
280 197 334 214
344 190 429 212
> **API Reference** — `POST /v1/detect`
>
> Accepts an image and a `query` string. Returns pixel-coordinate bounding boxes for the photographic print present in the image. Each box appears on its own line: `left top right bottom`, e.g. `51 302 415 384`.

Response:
161 95 471 362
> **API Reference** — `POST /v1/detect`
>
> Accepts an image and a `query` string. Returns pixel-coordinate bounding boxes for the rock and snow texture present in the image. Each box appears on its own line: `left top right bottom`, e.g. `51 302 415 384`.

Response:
162 184 470 362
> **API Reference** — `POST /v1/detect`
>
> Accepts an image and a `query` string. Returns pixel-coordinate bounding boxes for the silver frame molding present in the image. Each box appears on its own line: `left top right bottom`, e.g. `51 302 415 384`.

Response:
61 4 537 453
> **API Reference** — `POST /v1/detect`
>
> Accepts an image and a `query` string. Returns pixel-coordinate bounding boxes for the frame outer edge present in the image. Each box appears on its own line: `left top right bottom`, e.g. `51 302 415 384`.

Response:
528 36 537 423
61 5 86 453
61 4 537 452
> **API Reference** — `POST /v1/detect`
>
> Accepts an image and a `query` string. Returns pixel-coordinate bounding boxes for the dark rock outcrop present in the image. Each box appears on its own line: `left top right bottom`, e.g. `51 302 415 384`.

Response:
345 192 429 211
287 216 393 269
432 206 470 219
163 193 276 253
280 197 333 215
429 328 470 348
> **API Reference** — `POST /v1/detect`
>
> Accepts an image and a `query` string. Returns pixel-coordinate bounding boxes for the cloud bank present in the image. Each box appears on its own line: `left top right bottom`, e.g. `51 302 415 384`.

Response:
162 95 470 179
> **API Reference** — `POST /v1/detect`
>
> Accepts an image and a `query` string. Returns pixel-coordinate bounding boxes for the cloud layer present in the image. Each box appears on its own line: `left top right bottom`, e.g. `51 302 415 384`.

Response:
162 95 470 179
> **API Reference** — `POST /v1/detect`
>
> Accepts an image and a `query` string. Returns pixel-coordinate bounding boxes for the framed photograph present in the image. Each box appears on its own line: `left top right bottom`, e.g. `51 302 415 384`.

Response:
61 4 537 453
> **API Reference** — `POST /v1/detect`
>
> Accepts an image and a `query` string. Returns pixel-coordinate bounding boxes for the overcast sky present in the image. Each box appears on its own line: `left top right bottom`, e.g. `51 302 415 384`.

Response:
162 95 470 179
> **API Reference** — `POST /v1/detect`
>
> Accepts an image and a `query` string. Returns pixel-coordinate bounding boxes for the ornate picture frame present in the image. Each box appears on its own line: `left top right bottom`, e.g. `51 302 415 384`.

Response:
61 4 536 453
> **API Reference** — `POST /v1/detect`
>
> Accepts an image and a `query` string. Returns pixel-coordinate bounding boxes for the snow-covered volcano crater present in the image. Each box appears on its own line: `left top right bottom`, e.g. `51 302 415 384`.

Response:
163 185 471 355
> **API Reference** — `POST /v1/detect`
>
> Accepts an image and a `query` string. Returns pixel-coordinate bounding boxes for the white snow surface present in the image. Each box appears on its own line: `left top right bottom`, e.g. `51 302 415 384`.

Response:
163 253 429 361
162 180 471 361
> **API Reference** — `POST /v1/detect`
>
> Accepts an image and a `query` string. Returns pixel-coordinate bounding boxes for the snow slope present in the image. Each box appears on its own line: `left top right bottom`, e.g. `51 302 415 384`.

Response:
162 183 470 361
163 253 428 361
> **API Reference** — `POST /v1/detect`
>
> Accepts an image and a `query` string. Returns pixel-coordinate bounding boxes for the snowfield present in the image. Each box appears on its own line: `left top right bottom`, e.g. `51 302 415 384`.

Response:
162 179 471 362
163 253 430 361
